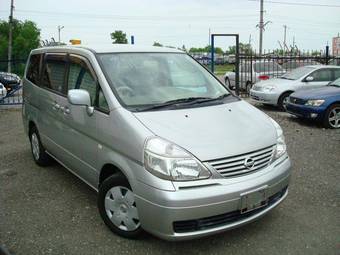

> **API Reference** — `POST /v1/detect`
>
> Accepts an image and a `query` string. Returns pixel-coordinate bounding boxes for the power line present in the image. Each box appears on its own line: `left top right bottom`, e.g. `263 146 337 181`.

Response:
248 0 340 8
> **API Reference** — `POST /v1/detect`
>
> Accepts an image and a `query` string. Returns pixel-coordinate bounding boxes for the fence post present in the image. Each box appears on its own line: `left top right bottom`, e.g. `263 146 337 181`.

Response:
210 34 214 73
325 46 329 65
235 34 240 96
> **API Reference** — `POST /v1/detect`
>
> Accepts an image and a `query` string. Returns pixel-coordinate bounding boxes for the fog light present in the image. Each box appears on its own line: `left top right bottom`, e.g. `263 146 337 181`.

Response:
310 113 318 118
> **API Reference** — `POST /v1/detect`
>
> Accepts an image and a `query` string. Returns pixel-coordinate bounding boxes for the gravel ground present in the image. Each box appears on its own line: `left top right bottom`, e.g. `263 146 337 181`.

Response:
0 105 339 255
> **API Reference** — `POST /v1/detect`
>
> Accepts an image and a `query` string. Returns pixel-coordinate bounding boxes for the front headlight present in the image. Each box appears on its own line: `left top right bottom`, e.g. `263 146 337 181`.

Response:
305 99 324 107
263 85 275 93
269 118 287 159
144 137 211 181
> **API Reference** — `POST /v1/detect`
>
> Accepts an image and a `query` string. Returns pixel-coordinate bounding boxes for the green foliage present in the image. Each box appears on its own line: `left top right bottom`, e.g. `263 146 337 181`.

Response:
0 19 40 74
153 41 163 47
110 30 128 44
189 45 223 54
0 19 40 60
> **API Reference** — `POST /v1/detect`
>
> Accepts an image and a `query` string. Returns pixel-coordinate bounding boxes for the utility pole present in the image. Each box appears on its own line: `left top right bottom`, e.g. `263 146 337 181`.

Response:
8 0 14 73
208 28 211 46
259 0 264 56
58 25 64 43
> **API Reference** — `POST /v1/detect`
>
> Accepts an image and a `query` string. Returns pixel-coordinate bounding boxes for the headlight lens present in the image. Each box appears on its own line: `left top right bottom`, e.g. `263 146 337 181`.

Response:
144 137 211 181
263 85 275 93
269 118 287 159
305 99 324 107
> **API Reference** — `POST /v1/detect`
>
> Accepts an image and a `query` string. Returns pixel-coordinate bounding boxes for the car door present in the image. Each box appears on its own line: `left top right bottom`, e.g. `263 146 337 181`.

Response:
56 54 110 186
303 68 333 89
38 53 68 159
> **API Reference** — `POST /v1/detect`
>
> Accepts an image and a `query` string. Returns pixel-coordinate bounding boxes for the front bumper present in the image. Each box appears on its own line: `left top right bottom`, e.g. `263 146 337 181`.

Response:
249 89 279 105
134 156 291 240
286 102 325 121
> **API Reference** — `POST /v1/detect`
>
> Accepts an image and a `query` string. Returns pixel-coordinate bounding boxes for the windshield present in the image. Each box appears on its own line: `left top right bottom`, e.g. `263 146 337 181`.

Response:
98 53 229 109
329 77 340 87
254 62 283 72
281 66 315 80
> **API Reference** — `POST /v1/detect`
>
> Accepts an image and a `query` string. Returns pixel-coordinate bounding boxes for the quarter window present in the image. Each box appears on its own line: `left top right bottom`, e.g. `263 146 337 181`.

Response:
26 54 41 85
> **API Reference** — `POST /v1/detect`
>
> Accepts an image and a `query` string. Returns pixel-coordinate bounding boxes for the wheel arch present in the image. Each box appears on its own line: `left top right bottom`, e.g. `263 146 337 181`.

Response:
277 90 294 104
99 163 128 188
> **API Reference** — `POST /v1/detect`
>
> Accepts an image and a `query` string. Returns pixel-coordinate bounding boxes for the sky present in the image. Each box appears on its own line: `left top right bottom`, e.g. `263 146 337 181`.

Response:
0 0 340 52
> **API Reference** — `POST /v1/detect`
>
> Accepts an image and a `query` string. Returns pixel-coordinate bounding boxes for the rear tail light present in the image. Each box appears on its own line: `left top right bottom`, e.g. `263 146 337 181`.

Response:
258 75 270 80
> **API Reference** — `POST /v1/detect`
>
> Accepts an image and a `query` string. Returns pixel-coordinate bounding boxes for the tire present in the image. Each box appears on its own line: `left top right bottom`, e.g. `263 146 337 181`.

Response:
29 126 52 166
225 77 234 90
246 82 252 95
323 104 340 129
278 92 292 111
98 173 142 239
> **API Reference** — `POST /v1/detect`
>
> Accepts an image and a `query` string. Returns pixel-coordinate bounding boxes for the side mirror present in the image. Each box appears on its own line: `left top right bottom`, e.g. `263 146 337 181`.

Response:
305 76 314 82
67 89 94 116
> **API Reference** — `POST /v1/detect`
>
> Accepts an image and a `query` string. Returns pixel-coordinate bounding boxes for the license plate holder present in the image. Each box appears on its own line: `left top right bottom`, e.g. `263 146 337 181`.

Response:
240 187 268 214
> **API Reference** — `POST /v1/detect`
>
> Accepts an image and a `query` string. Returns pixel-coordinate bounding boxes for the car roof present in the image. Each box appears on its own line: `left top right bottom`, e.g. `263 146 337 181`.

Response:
31 44 184 54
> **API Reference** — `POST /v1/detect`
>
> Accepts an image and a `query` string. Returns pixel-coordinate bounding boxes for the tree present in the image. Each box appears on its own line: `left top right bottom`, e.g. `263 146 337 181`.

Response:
0 19 40 61
153 41 163 47
188 45 223 54
110 30 128 44
226 43 253 55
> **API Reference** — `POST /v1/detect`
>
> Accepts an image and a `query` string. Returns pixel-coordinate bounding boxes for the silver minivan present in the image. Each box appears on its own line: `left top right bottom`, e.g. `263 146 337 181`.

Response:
22 45 291 240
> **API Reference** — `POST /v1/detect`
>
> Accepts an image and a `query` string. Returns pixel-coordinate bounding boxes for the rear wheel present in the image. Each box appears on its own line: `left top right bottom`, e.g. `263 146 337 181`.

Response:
98 173 142 239
323 104 340 129
278 92 292 111
29 126 52 166
225 77 234 90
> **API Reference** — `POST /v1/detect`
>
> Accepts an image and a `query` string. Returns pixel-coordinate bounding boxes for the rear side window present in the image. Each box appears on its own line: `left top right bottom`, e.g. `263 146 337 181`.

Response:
333 69 340 80
26 54 41 85
41 54 66 94
311 69 332 82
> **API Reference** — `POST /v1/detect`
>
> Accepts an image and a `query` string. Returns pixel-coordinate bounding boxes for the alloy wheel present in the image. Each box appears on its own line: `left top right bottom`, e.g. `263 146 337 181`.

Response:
328 107 340 128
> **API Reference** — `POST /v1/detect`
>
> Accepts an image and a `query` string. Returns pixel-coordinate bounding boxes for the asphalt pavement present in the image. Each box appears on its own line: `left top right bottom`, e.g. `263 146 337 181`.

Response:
0 105 339 255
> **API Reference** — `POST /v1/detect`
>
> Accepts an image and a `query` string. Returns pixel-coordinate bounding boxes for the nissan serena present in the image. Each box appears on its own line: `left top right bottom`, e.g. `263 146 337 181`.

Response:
22 45 291 240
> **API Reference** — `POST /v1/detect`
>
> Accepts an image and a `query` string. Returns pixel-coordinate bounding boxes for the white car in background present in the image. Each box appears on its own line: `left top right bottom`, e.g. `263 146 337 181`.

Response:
250 65 340 110
0 82 7 99
224 61 285 93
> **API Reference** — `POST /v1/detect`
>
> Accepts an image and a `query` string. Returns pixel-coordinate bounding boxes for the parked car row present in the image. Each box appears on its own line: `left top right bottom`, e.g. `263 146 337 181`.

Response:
248 65 340 128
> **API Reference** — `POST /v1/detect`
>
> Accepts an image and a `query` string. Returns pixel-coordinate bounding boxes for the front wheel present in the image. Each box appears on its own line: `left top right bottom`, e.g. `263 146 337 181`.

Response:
98 173 142 239
323 104 340 129
278 92 292 111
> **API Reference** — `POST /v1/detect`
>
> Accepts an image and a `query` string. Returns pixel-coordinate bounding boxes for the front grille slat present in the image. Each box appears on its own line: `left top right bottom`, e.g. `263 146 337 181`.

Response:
206 145 275 178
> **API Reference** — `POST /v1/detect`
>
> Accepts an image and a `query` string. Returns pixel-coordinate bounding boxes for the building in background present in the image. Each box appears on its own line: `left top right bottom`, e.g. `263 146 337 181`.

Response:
333 36 340 56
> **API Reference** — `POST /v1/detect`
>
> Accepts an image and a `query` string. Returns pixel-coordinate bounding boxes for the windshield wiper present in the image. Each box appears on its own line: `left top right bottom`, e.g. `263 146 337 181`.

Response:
136 94 231 111
280 77 294 80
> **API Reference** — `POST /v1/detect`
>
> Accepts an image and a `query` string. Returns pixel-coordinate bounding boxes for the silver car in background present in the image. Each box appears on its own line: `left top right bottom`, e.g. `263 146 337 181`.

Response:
224 61 285 93
250 65 340 110
22 45 291 240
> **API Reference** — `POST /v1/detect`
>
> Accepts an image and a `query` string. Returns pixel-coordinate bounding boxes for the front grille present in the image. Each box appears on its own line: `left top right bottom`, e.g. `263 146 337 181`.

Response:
206 145 275 178
289 96 306 105
173 186 288 233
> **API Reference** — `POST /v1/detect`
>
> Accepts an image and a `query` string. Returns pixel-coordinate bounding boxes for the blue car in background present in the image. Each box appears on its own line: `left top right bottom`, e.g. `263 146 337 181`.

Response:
286 78 340 129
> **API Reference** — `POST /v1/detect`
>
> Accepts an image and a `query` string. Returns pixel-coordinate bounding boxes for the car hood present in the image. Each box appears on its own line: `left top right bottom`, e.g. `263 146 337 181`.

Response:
254 78 294 88
291 86 340 99
133 101 277 161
